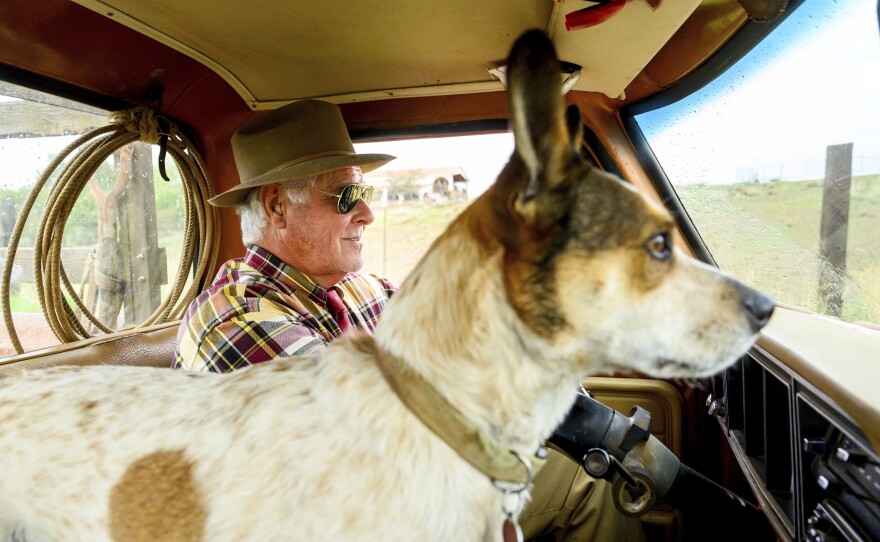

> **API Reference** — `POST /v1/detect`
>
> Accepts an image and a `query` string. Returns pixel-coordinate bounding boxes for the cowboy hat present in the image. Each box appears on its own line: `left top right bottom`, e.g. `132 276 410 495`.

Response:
209 100 395 207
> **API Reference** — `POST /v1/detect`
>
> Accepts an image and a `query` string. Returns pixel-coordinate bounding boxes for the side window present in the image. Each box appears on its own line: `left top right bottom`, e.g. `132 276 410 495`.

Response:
355 133 514 285
633 0 880 324
0 82 192 357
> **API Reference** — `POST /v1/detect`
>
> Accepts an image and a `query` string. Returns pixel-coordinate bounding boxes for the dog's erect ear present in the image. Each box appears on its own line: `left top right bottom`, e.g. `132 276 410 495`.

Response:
507 30 576 225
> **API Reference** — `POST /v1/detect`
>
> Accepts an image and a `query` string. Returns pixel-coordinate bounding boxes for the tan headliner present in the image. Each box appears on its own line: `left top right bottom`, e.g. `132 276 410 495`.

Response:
71 0 700 109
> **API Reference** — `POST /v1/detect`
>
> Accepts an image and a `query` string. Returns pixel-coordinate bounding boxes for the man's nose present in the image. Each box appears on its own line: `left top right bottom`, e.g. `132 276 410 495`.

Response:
352 198 375 225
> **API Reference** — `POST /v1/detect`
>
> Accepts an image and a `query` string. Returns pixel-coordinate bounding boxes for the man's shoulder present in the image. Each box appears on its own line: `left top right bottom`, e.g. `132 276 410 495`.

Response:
207 255 299 296
180 260 309 331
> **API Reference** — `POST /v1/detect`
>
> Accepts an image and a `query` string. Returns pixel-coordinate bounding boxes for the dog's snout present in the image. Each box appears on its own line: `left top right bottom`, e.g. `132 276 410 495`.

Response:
735 283 775 332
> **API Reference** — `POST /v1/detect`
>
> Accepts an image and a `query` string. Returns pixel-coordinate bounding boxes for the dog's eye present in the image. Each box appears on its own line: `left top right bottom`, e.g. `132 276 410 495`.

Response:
645 232 671 261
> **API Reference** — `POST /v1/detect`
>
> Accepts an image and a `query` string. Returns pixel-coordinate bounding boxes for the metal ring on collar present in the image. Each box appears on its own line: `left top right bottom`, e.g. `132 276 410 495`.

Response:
492 451 534 494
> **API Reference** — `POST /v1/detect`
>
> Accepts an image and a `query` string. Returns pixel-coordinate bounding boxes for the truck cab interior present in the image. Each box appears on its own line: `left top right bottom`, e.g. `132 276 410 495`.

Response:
1 0 878 540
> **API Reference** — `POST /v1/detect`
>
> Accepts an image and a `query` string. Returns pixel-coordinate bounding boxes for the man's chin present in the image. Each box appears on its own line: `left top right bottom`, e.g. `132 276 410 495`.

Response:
341 255 364 274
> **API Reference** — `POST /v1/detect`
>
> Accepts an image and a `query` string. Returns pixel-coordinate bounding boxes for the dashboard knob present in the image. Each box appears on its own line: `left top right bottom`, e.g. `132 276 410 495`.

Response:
835 447 867 465
806 511 833 541
802 438 827 455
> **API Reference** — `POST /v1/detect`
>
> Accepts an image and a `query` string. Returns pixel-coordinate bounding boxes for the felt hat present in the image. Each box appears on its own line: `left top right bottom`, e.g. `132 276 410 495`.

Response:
209 100 395 207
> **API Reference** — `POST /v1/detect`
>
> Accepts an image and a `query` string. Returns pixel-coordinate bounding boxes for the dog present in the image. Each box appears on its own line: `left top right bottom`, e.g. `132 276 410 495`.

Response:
0 30 773 542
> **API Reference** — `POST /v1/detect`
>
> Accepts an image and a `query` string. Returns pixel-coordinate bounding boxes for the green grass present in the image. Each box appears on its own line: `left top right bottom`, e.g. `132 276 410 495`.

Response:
677 174 880 323
7 283 43 313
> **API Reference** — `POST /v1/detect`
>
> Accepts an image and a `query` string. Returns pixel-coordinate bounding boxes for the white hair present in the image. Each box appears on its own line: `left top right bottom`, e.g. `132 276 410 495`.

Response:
236 176 317 246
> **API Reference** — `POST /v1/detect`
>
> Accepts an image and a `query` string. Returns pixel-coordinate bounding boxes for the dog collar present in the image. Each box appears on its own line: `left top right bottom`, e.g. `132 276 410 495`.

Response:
373 344 547 486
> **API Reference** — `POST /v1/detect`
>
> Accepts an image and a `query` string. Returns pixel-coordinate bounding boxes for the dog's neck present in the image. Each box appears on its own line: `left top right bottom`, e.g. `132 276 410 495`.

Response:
374 215 582 455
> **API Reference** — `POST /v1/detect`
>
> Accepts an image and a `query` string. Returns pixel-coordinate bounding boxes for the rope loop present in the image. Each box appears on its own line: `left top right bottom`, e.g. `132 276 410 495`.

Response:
1 106 220 354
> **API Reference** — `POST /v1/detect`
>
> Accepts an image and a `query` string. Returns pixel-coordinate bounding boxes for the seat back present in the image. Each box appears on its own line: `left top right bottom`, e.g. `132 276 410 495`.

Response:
0 321 180 373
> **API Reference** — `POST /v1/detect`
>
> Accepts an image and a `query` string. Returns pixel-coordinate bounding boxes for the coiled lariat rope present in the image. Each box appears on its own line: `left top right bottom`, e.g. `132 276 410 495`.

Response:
1 107 219 354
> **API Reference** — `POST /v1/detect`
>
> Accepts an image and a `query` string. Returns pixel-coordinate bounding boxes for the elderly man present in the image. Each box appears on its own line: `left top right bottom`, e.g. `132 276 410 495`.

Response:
174 99 644 542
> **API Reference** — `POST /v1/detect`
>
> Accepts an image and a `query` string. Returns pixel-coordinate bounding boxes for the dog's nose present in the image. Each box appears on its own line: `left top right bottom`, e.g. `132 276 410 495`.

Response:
735 283 776 332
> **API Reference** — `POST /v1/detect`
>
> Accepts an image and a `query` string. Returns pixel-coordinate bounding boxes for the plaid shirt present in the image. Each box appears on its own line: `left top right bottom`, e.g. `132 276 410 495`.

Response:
173 245 396 372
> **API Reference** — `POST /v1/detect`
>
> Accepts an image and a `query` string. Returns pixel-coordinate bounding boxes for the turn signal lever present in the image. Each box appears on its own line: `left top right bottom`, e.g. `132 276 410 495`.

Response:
548 392 763 520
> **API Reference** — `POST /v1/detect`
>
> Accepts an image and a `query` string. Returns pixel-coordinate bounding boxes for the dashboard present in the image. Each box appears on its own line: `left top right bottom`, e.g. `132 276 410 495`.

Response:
712 309 880 541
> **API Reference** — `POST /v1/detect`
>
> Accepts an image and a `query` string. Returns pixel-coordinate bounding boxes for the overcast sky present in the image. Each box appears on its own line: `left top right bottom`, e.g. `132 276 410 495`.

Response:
636 0 880 185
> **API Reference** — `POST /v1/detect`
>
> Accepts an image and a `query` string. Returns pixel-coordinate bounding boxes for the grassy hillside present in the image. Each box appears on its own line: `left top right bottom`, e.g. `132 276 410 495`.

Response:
362 199 470 286
676 175 880 323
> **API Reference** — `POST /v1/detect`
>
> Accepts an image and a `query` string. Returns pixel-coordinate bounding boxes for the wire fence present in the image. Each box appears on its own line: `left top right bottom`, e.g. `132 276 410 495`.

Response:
735 154 880 184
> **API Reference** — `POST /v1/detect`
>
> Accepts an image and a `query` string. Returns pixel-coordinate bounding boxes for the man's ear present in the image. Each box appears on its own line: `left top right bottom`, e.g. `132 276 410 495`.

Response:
259 184 287 228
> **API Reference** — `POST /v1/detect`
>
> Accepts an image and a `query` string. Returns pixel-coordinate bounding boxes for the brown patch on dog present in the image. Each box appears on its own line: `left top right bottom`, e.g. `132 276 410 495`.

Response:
454 158 566 338
270 362 292 372
109 450 205 542
79 400 100 433
349 332 378 356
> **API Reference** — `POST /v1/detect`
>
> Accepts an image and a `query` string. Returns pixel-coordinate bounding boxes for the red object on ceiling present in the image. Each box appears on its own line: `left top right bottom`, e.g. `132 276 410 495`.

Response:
565 0 627 31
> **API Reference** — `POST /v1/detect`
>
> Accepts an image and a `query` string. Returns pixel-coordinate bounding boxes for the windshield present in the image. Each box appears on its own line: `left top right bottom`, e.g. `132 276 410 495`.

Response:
633 0 880 324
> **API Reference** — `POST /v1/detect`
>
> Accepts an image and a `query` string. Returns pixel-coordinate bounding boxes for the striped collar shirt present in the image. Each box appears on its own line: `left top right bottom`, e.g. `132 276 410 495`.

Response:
173 244 396 372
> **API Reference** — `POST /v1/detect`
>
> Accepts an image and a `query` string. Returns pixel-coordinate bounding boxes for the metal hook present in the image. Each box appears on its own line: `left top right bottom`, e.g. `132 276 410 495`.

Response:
492 451 534 495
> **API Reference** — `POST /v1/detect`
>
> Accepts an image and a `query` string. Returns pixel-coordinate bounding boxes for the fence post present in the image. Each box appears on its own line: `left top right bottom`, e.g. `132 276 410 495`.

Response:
817 143 852 317
119 141 164 325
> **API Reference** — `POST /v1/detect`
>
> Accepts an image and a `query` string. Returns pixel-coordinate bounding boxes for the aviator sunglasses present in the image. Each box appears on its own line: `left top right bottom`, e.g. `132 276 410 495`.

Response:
310 183 375 214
